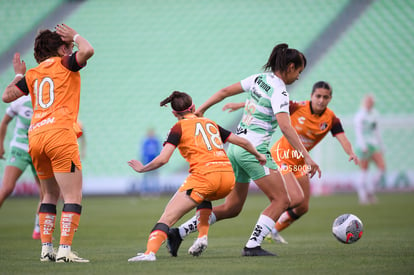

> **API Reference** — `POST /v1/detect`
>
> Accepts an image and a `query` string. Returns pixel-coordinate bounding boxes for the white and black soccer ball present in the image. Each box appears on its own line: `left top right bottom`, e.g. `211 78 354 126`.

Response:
332 214 363 244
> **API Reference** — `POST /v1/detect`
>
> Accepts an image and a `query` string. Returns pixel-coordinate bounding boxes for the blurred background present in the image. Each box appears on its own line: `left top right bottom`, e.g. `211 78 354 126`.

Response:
1 0 413 196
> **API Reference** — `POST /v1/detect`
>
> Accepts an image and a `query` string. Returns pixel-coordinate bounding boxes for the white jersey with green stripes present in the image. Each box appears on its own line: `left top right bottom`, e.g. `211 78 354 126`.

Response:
354 107 381 150
5 96 32 152
237 72 289 152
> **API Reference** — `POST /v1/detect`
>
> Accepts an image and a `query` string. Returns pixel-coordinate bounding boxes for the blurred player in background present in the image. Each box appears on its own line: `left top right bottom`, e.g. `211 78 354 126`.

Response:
140 128 161 194
354 94 385 204
0 96 42 239
2 23 94 263
169 43 320 257
127 91 266 261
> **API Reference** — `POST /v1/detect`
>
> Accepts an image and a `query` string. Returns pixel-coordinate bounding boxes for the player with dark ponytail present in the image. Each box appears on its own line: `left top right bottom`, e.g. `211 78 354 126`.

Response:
169 43 319 257
127 91 266 261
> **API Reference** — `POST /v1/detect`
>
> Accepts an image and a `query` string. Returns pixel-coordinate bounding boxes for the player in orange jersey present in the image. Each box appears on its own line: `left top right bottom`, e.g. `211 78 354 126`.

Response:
2 24 94 262
127 91 266 262
223 81 358 244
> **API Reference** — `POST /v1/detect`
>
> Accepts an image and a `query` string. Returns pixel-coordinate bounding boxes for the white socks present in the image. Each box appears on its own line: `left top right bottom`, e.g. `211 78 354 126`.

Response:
245 214 275 248
178 212 217 239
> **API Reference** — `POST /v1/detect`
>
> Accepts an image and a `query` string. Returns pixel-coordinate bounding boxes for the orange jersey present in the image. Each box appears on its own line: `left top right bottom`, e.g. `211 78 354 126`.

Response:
272 100 344 166
164 113 233 174
16 53 84 137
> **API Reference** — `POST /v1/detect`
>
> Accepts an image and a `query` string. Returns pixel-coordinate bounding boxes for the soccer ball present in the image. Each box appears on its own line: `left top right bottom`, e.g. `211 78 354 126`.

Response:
332 214 363 244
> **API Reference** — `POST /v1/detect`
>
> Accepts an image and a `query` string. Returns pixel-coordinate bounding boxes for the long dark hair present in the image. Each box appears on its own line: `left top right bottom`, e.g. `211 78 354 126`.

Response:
34 29 69 63
160 91 193 113
262 43 307 73
311 81 333 95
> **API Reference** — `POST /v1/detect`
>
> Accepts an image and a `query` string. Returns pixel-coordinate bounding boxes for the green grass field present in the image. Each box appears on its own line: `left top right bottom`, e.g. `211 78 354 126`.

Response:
1 192 413 274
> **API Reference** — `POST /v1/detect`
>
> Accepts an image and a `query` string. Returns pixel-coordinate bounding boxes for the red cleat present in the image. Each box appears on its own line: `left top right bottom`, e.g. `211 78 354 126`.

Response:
32 230 41 240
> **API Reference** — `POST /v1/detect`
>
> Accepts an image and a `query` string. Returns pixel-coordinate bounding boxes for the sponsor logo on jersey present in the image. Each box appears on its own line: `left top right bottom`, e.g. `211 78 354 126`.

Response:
319 122 328 130
254 76 271 92
29 117 55 132
298 116 306 124
236 127 247 135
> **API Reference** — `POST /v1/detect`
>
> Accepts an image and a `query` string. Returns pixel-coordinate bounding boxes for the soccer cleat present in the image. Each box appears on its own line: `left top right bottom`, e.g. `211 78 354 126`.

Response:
166 228 182 257
188 235 208 257
128 252 156 262
32 230 41 240
266 228 288 244
56 248 89 263
40 246 56 262
241 246 276 256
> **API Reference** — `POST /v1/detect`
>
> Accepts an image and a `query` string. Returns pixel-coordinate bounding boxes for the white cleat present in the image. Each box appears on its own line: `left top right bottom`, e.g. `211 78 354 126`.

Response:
265 228 288 244
40 245 56 262
128 252 156 262
188 235 208 257
56 247 89 263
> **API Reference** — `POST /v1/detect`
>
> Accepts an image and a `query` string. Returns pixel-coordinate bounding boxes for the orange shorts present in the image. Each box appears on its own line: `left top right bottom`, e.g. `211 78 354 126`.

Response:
178 170 235 204
29 128 81 179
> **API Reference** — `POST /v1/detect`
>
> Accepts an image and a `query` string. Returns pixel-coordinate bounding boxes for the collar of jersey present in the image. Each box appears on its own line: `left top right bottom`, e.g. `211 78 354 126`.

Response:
182 113 197 119
309 101 326 117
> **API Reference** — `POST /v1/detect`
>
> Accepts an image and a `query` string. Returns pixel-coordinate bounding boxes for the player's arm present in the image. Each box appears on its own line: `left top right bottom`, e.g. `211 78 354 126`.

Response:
128 143 175 173
276 112 321 178
2 53 27 103
195 82 244 117
0 114 13 159
222 101 296 113
222 102 245 113
335 133 358 165
227 133 266 165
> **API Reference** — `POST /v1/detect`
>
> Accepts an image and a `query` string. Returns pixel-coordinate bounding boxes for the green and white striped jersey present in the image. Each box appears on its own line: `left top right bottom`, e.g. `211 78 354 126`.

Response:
5 96 32 152
354 107 382 150
237 72 289 152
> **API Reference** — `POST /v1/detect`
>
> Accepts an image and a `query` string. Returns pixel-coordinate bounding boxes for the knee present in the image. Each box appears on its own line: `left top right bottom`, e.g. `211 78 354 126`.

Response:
290 190 305 208
271 195 290 210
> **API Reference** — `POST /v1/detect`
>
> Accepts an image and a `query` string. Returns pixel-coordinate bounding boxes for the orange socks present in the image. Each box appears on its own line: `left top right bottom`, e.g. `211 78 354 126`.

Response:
145 231 167 254
59 204 82 246
145 223 169 254
39 204 57 244
275 209 300 232
275 219 293 232
39 203 83 246
195 200 213 238
59 212 80 246
196 208 212 238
